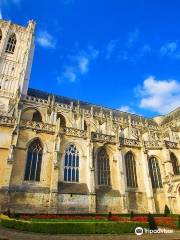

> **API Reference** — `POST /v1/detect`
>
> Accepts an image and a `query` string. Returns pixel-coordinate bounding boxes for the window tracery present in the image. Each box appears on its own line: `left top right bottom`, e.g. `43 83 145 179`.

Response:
24 139 43 181
64 144 79 182
5 33 16 54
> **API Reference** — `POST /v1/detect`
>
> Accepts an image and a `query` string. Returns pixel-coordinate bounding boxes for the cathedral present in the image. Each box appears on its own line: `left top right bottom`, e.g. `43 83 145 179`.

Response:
0 19 180 215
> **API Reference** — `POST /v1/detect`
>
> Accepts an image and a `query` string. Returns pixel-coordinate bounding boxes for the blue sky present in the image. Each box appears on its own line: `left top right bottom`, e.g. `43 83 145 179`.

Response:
0 0 180 117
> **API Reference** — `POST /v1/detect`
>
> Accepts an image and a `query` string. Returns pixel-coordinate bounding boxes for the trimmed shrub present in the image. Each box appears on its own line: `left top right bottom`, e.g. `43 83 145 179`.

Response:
130 211 134 220
148 213 157 230
1 215 148 234
164 205 171 216
176 216 180 229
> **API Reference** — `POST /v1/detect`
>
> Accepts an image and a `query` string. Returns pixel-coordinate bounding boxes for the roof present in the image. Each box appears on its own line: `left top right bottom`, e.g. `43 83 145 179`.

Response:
27 88 158 126
161 107 180 125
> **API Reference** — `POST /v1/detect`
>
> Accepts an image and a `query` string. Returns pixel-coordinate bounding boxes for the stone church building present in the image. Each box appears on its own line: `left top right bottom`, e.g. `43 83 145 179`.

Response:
0 19 179 214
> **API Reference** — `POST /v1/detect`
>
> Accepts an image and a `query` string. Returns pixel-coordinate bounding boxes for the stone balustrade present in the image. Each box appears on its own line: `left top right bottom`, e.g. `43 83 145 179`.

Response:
165 140 178 149
91 132 116 143
60 127 87 138
56 102 72 110
0 115 16 126
148 125 159 130
20 120 55 133
25 95 49 104
120 137 141 148
144 140 162 150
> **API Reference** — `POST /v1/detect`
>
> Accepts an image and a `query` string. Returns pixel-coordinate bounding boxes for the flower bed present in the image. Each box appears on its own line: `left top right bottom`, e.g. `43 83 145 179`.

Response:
154 216 179 229
20 214 135 223
131 215 179 229
0 215 148 234
20 214 107 221
18 214 179 229
109 215 130 222
132 216 148 222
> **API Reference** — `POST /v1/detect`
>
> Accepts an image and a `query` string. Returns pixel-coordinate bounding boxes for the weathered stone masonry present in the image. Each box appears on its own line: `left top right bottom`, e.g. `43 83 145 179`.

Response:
0 19 179 214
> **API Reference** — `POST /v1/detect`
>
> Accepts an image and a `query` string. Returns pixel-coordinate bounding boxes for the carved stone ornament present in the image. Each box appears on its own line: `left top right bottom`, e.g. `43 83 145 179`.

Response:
0 101 5 111
7 145 15 163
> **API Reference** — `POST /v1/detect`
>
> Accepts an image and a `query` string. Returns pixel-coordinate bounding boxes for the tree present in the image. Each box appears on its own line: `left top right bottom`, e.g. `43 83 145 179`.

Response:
148 213 158 230
164 204 171 216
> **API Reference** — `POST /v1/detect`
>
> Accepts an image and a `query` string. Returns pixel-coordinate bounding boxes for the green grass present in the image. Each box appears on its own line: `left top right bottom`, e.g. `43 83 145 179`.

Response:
1 215 149 234
31 218 109 222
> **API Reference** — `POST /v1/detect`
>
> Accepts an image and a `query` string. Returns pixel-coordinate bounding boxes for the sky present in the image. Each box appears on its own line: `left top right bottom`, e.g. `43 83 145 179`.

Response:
0 0 180 117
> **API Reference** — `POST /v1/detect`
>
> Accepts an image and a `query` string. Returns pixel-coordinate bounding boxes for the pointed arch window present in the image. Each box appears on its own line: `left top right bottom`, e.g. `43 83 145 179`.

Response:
64 144 79 182
0 29 2 42
58 114 66 128
125 151 138 188
24 139 43 181
170 152 179 175
5 33 16 54
32 111 42 122
97 148 111 185
84 120 87 131
148 156 162 189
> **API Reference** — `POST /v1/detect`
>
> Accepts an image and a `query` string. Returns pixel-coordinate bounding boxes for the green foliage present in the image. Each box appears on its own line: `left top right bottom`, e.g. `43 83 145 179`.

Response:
31 218 108 222
148 213 158 230
130 211 134 219
164 205 171 216
176 216 180 229
1 217 148 234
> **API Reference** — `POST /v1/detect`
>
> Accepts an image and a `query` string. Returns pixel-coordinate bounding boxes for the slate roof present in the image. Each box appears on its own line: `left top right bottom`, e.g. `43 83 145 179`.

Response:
27 88 158 126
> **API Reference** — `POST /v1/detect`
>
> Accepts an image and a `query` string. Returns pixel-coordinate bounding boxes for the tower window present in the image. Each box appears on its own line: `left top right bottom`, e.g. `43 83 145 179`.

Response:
125 151 138 188
64 144 79 182
5 33 16 54
24 139 43 181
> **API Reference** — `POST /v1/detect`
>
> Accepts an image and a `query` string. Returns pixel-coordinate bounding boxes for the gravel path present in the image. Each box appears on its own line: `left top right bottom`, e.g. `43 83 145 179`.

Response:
0 225 179 240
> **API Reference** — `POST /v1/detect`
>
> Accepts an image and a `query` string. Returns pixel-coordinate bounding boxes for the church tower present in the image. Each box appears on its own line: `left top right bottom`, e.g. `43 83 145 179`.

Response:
0 19 35 113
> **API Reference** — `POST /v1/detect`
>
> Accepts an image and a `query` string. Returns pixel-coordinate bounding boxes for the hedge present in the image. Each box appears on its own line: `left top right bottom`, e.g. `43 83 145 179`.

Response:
1 216 148 234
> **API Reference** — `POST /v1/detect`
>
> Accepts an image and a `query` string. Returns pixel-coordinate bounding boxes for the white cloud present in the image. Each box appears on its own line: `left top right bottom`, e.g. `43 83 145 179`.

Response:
160 41 180 59
63 66 77 82
119 105 135 114
117 43 151 63
78 57 89 74
126 28 139 48
105 40 118 60
140 44 151 54
136 76 180 114
37 30 56 49
160 42 177 55
57 67 77 83
59 46 99 83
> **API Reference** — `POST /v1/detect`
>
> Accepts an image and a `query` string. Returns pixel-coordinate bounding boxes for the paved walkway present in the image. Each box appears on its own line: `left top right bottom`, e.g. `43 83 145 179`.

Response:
0 225 179 240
